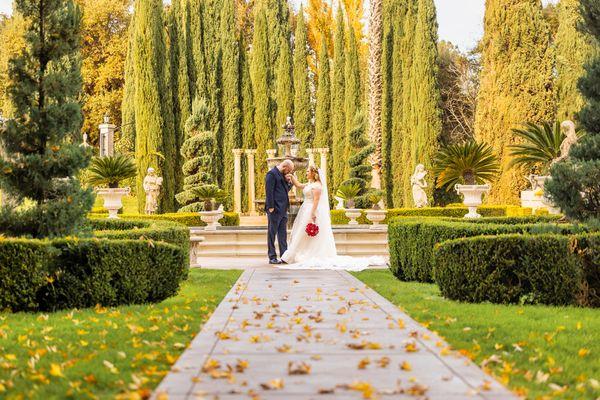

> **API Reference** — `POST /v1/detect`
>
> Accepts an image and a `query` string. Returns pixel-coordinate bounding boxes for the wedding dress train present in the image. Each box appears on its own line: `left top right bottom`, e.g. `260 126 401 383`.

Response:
279 169 385 271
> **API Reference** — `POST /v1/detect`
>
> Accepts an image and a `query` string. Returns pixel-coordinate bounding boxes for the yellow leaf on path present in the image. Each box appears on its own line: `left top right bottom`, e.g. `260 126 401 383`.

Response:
376 357 390 368
276 344 292 353
156 393 169 400
337 307 348 315
357 358 370 369
49 363 64 377
288 361 311 375
261 378 284 390
347 381 375 399
404 342 419 353
440 346 451 356
578 348 590 358
400 361 412 371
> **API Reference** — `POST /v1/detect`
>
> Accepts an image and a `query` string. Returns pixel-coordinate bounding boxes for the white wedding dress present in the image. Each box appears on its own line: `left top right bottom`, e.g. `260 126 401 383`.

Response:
279 169 385 271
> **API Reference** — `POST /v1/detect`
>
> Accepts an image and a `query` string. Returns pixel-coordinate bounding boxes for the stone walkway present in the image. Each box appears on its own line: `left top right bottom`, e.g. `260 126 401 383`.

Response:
152 268 518 399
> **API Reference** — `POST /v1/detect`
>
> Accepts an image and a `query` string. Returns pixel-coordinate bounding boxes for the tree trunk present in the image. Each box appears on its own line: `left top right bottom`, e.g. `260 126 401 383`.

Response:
367 0 383 189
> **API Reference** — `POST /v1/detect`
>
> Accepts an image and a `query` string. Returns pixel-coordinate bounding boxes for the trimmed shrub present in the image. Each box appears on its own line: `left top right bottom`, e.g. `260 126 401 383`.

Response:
330 205 534 225
0 238 187 312
388 218 571 282
433 234 600 307
0 240 53 312
572 234 600 307
434 234 578 305
88 212 240 227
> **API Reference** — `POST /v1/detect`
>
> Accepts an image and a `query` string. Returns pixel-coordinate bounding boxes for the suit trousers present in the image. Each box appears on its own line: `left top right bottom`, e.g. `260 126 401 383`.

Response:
267 211 288 260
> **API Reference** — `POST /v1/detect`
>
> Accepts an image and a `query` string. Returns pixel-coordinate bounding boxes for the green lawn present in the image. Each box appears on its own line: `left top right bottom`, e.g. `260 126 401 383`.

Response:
353 270 599 400
0 269 241 399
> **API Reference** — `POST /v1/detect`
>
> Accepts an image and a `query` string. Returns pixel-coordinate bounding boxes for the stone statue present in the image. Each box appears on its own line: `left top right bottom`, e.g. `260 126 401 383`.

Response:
143 167 163 214
552 120 579 165
334 196 345 210
411 164 428 208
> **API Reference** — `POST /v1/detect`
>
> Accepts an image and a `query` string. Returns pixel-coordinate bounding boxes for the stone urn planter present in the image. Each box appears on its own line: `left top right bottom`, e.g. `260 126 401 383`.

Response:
199 210 224 231
344 209 362 225
365 209 387 229
96 187 130 219
455 184 490 219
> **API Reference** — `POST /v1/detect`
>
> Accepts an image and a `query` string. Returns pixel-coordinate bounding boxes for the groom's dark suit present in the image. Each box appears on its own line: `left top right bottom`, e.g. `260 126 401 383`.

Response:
265 166 293 261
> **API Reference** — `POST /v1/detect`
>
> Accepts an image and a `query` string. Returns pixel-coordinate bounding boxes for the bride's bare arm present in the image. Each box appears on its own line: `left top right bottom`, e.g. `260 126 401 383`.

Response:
289 174 306 189
310 186 322 222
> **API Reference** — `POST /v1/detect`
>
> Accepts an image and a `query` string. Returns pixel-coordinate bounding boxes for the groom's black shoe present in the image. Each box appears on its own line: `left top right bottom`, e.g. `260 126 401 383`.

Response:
280 260 288 264
269 259 281 265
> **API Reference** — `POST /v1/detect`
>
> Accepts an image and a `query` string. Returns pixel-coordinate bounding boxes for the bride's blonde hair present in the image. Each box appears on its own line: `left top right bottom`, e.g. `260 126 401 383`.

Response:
307 165 321 182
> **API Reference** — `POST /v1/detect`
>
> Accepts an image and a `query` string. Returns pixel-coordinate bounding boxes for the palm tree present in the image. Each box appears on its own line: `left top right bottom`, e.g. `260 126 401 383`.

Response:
509 121 585 174
432 141 500 189
366 0 383 189
336 183 362 208
87 155 137 188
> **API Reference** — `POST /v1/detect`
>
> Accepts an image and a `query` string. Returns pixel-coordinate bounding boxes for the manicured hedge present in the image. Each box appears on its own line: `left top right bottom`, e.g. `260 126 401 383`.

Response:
433 234 600 307
0 238 187 312
388 218 571 282
89 218 190 265
88 212 240 227
330 205 533 225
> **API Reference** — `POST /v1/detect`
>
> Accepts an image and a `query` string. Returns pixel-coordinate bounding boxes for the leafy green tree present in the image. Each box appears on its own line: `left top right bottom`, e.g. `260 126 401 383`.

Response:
314 37 331 149
133 0 177 212
220 0 242 206
176 98 217 212
0 0 94 238
344 22 363 179
118 19 136 155
475 0 555 204
409 0 442 200
380 0 395 206
546 0 600 221
250 7 275 195
555 0 597 121
275 36 294 129
340 112 375 207
331 5 346 189
293 6 313 147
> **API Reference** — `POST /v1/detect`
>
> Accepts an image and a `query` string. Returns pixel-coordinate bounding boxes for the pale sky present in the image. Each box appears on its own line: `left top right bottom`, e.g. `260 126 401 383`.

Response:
0 0 556 52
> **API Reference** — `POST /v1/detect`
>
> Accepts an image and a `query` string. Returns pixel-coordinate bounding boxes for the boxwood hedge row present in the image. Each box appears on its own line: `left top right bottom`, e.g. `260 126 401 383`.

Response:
433 234 600 307
388 217 570 283
88 212 240 227
0 218 190 312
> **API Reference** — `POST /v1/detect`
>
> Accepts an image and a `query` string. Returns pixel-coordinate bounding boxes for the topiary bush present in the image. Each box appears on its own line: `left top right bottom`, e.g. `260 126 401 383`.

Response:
434 235 578 305
433 233 600 307
0 238 187 312
88 212 240 227
388 218 572 282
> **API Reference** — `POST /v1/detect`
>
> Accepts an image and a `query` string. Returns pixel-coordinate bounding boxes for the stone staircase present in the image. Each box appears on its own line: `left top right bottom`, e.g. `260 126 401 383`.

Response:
189 226 389 260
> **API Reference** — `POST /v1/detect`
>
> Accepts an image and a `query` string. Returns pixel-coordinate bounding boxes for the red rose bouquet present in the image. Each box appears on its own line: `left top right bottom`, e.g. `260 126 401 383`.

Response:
305 222 319 237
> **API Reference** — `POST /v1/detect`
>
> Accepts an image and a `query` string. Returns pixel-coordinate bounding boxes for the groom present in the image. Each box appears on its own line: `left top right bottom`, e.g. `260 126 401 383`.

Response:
265 160 294 264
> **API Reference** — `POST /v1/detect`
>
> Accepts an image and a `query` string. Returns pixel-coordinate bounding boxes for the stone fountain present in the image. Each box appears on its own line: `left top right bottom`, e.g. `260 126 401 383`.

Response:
256 117 309 228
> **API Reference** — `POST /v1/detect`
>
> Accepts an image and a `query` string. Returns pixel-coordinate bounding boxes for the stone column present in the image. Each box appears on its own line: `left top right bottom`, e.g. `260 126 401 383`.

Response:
317 148 329 175
232 149 244 214
98 115 116 157
266 149 277 169
245 149 258 215
306 148 316 166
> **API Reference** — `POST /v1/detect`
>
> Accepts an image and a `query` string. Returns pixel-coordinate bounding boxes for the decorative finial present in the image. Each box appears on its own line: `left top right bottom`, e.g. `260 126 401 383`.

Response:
103 114 110 124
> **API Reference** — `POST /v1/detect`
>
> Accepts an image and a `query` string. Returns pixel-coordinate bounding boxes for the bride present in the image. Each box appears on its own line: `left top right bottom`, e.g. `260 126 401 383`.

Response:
279 165 384 271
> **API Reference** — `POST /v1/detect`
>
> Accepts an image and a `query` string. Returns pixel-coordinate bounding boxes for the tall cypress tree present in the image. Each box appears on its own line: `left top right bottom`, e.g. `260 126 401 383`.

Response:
410 0 441 201
555 0 597 121
332 5 346 189
133 0 177 212
0 0 94 238
251 8 275 195
315 37 331 150
220 0 242 204
344 22 363 181
257 0 292 86
275 36 294 129
547 0 600 221
400 0 417 205
475 0 555 204
166 2 184 194
240 39 254 212
190 0 207 98
380 0 394 206
293 6 313 147
118 18 136 155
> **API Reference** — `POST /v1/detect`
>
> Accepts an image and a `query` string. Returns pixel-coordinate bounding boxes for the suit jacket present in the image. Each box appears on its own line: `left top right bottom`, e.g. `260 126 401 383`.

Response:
265 167 292 214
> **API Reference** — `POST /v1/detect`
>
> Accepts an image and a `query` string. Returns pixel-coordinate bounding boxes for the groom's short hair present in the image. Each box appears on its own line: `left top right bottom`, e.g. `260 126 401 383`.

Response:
280 159 294 172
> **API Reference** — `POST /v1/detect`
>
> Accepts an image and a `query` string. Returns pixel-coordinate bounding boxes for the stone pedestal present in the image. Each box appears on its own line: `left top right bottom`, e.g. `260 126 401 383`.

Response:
232 149 244 214
245 149 258 215
99 115 116 157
